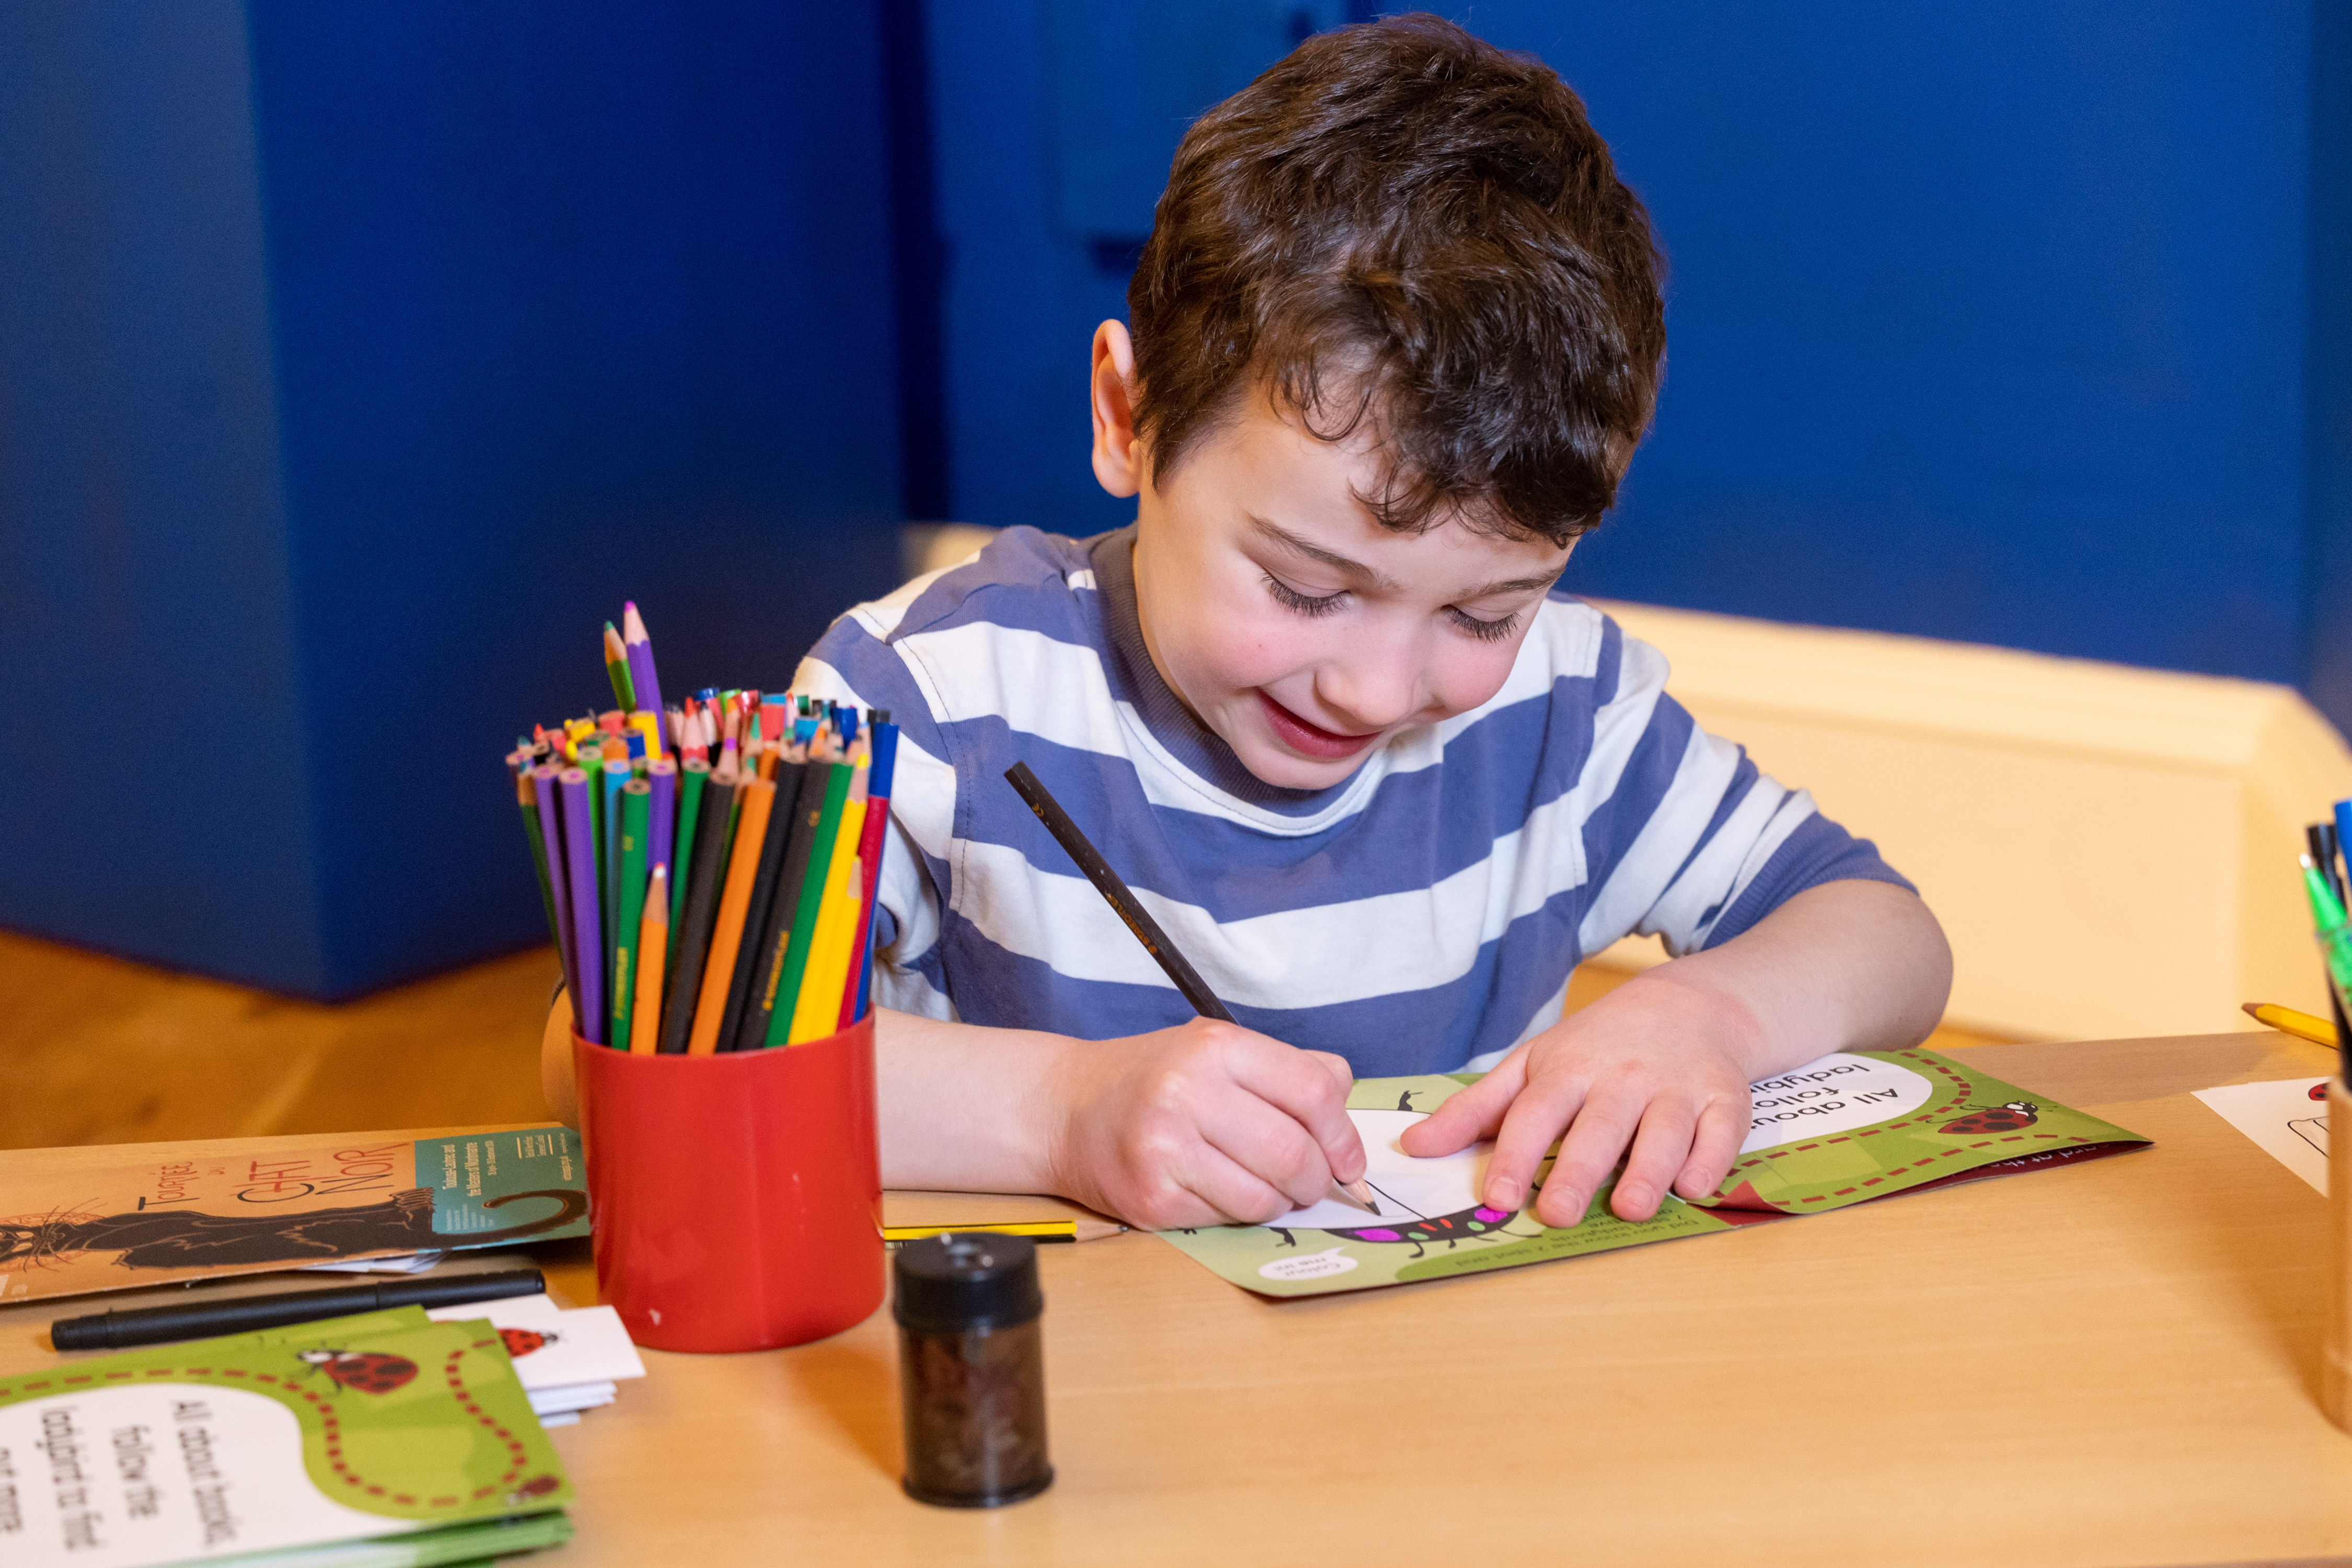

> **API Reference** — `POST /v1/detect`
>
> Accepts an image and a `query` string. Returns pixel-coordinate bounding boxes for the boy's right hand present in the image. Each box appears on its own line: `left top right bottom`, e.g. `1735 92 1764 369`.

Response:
1045 1016 1366 1230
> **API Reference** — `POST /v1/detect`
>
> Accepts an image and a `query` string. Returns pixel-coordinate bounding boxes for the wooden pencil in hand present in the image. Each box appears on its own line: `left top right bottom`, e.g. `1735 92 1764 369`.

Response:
1001 761 1381 1215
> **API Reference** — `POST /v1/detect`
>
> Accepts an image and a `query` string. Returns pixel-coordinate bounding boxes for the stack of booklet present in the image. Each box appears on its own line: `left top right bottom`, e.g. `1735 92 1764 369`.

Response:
3 1306 581 1567
423 1293 645 1427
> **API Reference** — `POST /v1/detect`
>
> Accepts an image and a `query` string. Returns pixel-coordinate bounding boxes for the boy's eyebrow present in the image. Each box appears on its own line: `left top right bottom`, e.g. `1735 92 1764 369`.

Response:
1460 569 1567 599
1249 515 1402 590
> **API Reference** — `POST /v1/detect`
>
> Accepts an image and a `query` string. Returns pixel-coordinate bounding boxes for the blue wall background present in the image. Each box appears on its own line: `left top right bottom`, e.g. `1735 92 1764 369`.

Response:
1 1 902 996
922 1 2352 732
2 1 2345 996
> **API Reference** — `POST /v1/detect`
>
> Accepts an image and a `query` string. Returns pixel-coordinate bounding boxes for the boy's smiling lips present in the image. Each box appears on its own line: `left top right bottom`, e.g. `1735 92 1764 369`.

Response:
1255 690 1383 761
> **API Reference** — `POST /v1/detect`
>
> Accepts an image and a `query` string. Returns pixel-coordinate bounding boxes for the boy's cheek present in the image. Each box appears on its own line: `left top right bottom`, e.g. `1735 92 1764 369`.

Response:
1413 639 1522 721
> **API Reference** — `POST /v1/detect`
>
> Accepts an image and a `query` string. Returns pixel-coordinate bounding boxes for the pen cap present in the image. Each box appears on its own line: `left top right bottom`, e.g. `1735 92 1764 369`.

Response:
893 1234 1043 1334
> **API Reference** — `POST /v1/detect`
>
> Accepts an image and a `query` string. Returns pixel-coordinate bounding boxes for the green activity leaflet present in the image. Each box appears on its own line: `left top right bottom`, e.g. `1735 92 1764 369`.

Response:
1157 1047 2151 1298
0 1308 571 1567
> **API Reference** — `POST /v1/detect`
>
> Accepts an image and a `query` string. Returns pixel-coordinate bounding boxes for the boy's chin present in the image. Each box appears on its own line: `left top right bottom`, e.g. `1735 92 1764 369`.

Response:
1226 734 1383 792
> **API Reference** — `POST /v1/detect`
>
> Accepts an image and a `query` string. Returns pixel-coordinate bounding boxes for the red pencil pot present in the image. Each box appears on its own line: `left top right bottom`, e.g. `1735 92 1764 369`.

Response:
571 1016 884 1353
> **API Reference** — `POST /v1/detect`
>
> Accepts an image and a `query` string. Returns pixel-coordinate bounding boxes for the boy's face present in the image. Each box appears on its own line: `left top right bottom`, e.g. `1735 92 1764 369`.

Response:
1093 324 1573 792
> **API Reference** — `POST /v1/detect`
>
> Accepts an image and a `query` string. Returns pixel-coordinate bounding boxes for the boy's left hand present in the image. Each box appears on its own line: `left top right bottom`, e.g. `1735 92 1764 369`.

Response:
1398 972 1760 1227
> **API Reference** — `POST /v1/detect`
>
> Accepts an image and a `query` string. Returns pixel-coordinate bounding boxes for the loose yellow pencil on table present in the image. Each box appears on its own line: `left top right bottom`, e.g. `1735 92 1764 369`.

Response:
882 1220 1129 1245
2242 1001 2338 1047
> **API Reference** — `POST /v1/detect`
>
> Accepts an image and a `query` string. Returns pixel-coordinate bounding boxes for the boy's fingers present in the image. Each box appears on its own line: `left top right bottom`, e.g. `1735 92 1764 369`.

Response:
1199 1086 1344 1212
1608 1098 1701 1221
1229 1039 1364 1185
1401 1048 1527 1158
1174 1135 1312 1225
1675 1094 1751 1201
1482 1067 1587 1214
1302 1048 1355 1094
1535 1086 1641 1228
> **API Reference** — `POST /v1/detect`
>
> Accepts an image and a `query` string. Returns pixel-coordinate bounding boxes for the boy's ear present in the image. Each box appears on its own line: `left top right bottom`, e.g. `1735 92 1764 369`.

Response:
1090 320 1144 499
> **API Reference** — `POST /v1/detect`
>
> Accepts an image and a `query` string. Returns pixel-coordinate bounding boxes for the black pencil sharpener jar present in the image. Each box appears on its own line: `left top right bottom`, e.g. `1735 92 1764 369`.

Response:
893 1232 1053 1507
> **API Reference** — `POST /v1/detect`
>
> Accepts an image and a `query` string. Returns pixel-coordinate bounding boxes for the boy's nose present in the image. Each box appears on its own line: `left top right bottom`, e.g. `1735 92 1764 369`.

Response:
1316 644 1426 733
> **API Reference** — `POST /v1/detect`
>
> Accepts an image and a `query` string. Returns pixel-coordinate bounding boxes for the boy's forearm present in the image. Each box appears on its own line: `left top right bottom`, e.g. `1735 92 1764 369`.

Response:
874 1008 1075 1194
1629 880 1952 1079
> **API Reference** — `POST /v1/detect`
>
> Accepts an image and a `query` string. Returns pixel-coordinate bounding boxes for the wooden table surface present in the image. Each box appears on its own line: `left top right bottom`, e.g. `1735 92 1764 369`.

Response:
5 1032 2348 1567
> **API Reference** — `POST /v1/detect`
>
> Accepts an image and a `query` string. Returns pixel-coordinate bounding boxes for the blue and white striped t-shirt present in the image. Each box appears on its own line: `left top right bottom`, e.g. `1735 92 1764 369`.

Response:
794 525 1910 1077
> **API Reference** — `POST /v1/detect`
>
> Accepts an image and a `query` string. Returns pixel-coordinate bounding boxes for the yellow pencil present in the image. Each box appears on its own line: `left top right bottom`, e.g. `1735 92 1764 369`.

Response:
2243 1001 2339 1047
882 1220 1128 1244
630 865 669 1054
630 709 663 767
787 849 863 1044
786 764 869 1043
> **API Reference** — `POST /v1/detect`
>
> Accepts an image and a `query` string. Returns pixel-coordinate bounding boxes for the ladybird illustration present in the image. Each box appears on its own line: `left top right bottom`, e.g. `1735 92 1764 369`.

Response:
296 1348 419 1395
1939 1101 2040 1136
498 1327 558 1360
506 1474 562 1505
2311 1081 2330 1102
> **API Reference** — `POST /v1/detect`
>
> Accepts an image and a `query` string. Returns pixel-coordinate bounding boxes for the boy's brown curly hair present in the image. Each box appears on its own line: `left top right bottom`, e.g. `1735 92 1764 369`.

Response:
1127 13 1665 549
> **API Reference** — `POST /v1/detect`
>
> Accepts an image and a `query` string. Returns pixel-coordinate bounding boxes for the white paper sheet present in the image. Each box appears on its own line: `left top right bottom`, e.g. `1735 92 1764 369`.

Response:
301 1249 449 1275
1266 1109 1495 1230
2192 1076 2332 1194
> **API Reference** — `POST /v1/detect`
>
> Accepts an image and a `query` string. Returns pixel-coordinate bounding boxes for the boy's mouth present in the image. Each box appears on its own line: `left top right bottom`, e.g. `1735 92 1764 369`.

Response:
1255 691 1381 761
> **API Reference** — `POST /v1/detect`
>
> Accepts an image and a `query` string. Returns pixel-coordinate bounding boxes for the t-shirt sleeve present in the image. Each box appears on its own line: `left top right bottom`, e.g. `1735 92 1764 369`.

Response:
791 605 959 1022
1574 624 1915 960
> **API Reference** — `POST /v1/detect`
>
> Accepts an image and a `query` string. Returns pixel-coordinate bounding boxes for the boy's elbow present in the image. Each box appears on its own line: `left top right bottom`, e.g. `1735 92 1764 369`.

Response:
1869 882 1953 1042
541 989 581 1129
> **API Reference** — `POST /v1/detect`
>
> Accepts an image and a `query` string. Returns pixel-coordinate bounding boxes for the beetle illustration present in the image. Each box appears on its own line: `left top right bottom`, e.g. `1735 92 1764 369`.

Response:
2311 1081 2331 1102
498 1327 559 1360
1271 1202 1536 1260
295 1347 419 1396
506 1474 562 1505
1939 1101 2040 1136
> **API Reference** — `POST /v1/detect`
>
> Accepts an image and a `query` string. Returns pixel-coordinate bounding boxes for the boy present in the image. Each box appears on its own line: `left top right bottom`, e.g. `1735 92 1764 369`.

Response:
549 16 1951 1233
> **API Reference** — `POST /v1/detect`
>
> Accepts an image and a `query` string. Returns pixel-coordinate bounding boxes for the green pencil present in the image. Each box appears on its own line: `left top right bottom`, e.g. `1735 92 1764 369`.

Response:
604 621 636 710
670 759 710 964
515 770 560 961
766 760 852 1046
610 779 653 1053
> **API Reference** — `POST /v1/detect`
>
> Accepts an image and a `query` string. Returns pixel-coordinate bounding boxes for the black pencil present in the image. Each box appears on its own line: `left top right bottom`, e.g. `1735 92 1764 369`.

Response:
734 759 831 1052
717 758 805 1051
659 772 737 1054
1002 762 1379 1214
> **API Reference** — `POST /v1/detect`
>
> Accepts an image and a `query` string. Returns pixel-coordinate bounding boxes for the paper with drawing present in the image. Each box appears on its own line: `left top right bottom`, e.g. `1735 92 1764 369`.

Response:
2192 1076 2332 1194
1156 1047 2151 1298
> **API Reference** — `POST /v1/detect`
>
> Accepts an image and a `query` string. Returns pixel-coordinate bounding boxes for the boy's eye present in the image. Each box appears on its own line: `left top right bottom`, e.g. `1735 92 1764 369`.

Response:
1448 607 1520 643
1263 573 1345 617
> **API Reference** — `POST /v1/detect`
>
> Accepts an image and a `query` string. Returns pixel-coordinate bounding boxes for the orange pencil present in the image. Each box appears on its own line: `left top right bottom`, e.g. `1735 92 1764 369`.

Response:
630 864 670 1054
685 777 776 1054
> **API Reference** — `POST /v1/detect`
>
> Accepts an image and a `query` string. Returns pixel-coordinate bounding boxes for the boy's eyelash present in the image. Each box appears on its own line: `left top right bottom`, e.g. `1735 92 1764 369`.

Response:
1263 574 1345 617
1265 572 1520 642
1449 608 1519 642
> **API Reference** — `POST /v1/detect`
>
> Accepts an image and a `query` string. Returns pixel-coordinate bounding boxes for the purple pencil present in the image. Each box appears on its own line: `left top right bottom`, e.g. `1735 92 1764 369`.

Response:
647 757 677 891
532 763 575 1001
622 602 666 740
560 767 606 1045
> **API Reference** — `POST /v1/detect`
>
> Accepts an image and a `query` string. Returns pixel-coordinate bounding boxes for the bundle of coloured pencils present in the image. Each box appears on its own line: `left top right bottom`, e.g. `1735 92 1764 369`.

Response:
503 602 900 1053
